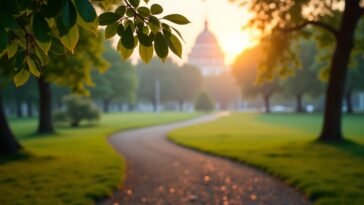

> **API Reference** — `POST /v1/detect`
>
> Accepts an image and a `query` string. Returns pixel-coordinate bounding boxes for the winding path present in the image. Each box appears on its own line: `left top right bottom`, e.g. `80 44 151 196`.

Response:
103 113 311 205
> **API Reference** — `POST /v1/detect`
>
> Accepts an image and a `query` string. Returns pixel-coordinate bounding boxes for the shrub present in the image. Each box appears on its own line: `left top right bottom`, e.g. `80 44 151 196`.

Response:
195 91 214 112
56 95 100 127
53 110 69 123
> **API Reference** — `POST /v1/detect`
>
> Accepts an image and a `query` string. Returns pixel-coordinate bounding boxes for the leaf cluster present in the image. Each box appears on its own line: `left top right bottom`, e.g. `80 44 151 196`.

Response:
101 0 190 63
0 0 189 87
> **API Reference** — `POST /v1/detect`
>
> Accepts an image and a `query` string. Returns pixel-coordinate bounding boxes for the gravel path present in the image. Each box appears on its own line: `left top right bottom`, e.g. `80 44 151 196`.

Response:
103 113 311 205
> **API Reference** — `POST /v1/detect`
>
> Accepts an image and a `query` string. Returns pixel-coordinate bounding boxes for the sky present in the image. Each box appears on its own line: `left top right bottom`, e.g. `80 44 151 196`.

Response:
130 0 259 66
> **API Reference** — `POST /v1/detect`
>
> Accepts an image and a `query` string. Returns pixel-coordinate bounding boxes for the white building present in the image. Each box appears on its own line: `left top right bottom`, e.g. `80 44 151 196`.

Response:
188 21 226 76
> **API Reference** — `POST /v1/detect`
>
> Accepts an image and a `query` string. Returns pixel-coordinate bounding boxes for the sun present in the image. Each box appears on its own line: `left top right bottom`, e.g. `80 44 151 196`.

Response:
220 32 259 65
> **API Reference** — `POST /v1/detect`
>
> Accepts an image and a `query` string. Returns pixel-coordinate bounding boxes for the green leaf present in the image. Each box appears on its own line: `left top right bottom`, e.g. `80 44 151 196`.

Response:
123 20 134 31
15 51 26 70
163 14 190 25
117 24 125 36
0 7 20 29
154 32 168 60
137 31 152 47
27 56 40 77
161 23 170 31
163 30 182 58
151 4 163 15
129 0 140 8
117 39 134 59
148 32 155 41
105 22 119 39
60 25 79 52
148 16 160 33
139 44 153 63
49 38 67 55
46 0 64 17
60 0 77 33
115 5 127 16
171 26 185 42
126 8 134 17
143 0 149 3
74 0 96 23
35 48 48 66
99 12 120 26
121 26 135 49
32 13 51 42
77 16 98 34
0 26 8 53
137 7 150 17
13 68 30 87
7 40 18 58
36 40 52 54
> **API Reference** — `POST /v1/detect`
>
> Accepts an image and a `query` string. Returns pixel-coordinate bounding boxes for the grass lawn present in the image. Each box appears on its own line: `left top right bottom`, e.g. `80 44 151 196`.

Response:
169 113 364 205
0 112 201 205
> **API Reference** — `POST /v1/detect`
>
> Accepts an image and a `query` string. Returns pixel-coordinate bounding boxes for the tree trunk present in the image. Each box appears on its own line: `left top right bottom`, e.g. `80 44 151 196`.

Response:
0 92 22 155
296 93 304 113
262 94 271 113
345 90 354 114
103 99 110 113
319 1 362 142
27 97 33 117
37 77 54 134
16 97 22 118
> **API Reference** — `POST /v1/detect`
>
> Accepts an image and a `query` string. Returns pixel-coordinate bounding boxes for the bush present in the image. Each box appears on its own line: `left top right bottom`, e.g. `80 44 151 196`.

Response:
55 95 100 127
53 110 69 123
195 91 214 112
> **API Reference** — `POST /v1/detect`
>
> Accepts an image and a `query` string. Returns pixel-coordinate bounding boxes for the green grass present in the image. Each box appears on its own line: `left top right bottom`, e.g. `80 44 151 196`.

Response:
0 112 201 205
168 113 364 205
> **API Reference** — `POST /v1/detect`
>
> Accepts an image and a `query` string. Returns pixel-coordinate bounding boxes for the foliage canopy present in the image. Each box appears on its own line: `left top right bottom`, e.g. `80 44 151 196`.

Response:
0 0 189 87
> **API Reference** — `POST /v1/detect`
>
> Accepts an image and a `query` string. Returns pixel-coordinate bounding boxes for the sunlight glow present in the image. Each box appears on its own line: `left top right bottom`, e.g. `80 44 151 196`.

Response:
220 32 258 65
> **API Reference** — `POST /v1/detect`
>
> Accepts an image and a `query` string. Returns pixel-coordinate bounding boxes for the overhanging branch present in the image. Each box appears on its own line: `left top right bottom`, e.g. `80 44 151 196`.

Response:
283 21 339 38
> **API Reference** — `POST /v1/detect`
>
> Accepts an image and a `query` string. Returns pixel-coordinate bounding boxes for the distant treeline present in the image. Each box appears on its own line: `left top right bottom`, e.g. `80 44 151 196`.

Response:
232 38 364 113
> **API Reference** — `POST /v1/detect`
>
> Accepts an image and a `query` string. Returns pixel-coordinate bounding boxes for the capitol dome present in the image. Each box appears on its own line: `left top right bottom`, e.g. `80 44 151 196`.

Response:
188 21 226 76
195 25 218 45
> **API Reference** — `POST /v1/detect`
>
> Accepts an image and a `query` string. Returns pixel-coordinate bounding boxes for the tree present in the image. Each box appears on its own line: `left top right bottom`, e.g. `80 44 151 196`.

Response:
36 29 107 134
240 0 364 141
204 72 240 110
91 42 137 112
136 58 179 110
174 64 203 111
195 91 214 112
0 60 22 154
281 39 324 113
0 0 189 87
0 0 189 154
232 46 280 113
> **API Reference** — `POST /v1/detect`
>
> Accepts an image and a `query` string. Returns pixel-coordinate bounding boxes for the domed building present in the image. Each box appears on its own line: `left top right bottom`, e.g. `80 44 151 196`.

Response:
188 21 226 76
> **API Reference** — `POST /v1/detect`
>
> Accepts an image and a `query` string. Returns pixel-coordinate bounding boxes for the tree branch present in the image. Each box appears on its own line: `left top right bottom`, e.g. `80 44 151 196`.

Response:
123 0 148 23
282 21 339 38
